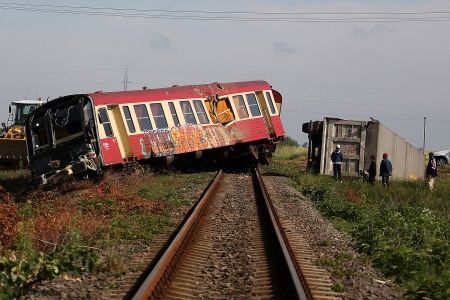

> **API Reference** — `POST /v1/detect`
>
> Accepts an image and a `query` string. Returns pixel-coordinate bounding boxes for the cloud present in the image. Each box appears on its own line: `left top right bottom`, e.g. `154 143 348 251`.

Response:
352 24 395 37
149 33 173 51
273 41 298 54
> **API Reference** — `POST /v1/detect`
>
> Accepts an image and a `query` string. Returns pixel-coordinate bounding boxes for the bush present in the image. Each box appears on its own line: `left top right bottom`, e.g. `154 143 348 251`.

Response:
0 245 99 298
280 136 300 147
300 176 361 222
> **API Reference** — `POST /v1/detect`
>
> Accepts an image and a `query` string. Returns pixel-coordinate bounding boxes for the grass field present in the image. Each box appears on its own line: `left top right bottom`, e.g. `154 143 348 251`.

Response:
262 143 450 299
0 169 214 297
1 142 449 298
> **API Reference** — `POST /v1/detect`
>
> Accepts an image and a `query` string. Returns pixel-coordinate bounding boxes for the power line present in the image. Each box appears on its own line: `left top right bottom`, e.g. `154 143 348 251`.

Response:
1 2 450 22
0 2 450 15
1 2 450 16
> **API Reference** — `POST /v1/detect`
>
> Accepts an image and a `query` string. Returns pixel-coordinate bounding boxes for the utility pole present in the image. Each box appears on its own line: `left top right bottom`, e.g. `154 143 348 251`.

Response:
423 117 426 154
123 68 130 91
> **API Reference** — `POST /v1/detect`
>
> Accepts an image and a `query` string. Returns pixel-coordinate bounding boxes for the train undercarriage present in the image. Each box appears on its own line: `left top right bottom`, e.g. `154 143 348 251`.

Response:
35 141 276 187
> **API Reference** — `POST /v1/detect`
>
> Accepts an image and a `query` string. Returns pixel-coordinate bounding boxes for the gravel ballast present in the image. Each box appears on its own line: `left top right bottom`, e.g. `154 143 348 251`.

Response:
263 175 404 299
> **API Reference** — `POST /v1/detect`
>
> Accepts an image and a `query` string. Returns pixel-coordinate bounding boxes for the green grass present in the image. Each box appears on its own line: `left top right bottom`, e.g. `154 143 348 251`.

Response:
137 171 212 207
110 212 173 240
261 148 450 300
273 146 307 161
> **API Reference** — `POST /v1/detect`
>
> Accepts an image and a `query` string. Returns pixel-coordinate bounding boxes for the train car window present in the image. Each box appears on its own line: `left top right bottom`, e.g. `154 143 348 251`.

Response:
134 104 153 131
168 102 180 127
193 100 210 124
232 95 249 119
122 106 136 133
265 92 277 114
150 103 169 129
245 93 261 117
98 108 114 137
180 101 197 124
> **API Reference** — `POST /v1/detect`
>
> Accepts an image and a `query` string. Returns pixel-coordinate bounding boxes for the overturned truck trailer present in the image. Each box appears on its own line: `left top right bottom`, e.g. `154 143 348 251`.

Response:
302 117 424 180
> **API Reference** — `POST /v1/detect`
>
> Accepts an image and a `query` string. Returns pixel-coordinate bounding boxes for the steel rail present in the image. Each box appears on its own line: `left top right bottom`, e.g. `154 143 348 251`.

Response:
253 168 313 300
131 170 224 300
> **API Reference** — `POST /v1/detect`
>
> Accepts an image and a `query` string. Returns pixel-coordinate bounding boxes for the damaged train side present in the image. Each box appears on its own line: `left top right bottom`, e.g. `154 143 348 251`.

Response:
26 81 285 185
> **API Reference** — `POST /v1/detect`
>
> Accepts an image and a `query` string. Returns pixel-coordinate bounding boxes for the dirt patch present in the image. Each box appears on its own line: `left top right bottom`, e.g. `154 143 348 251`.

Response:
0 184 18 249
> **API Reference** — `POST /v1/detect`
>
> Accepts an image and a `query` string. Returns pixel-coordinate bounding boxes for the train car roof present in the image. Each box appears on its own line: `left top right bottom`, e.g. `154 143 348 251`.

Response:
88 80 272 105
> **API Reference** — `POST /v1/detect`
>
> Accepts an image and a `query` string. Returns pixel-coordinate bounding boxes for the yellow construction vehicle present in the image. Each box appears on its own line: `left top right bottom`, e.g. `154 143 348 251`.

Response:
0 100 44 168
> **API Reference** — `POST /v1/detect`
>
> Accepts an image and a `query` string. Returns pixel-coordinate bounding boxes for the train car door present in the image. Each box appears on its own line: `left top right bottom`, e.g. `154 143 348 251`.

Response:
255 91 276 137
106 105 133 159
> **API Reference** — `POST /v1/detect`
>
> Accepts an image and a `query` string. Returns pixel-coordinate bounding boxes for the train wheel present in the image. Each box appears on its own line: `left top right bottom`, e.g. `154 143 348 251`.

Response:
123 162 144 175
256 144 272 165
249 145 259 162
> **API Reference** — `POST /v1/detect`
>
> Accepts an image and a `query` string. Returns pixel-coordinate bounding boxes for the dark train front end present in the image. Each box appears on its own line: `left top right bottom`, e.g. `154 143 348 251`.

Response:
25 95 102 185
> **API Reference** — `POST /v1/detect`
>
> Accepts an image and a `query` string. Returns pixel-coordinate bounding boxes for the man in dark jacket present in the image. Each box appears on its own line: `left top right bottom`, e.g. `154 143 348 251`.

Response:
367 155 376 184
331 144 344 182
379 152 392 187
426 152 438 190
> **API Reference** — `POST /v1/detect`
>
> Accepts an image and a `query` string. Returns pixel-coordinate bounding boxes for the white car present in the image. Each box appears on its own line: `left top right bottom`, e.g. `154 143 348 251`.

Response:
433 149 450 165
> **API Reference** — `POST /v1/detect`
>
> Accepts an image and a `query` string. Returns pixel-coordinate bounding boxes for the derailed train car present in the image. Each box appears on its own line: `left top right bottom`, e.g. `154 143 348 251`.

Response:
25 81 285 184
303 117 424 180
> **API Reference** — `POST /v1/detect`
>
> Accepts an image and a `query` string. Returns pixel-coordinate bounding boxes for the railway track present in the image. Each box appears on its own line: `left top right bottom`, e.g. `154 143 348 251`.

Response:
130 169 340 299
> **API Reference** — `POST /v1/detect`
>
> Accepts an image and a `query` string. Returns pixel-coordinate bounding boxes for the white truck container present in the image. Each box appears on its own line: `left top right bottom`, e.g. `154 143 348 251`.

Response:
303 117 425 180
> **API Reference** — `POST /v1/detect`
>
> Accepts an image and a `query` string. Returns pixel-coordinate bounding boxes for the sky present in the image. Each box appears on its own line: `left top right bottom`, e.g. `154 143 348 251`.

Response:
0 0 449 150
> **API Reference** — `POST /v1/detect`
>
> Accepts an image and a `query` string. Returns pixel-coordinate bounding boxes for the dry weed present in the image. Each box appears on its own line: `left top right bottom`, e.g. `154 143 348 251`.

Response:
345 189 361 205
0 185 18 249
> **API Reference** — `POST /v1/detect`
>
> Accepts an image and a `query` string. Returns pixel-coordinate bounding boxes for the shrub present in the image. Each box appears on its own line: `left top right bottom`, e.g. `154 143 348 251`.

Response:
0 246 100 298
280 136 300 147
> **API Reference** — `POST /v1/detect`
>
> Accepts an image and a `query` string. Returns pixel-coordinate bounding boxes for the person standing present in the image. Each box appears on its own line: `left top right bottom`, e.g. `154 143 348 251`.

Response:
379 152 393 187
426 152 438 190
331 144 343 182
367 155 376 184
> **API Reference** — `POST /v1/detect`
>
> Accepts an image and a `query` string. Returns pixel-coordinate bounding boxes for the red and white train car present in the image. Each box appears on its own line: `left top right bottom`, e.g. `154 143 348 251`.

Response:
26 81 285 183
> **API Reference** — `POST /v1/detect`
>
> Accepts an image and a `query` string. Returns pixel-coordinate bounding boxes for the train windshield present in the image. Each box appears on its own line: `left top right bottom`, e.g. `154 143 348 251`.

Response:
51 105 84 144
28 96 96 153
